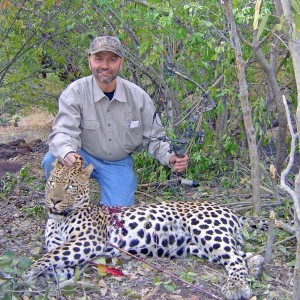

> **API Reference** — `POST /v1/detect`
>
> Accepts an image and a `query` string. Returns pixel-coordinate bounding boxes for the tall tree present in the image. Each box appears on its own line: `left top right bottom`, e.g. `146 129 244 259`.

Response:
279 0 300 298
223 0 261 212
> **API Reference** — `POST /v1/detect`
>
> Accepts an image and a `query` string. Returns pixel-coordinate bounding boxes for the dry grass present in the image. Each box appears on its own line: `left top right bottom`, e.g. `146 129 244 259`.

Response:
0 107 54 143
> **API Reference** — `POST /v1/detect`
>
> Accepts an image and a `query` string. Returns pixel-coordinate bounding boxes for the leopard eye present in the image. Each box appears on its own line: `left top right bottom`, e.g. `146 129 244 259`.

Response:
66 184 73 190
49 180 54 187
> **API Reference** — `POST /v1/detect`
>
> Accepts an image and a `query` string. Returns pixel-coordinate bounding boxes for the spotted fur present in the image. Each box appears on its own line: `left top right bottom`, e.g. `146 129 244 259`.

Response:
22 154 263 300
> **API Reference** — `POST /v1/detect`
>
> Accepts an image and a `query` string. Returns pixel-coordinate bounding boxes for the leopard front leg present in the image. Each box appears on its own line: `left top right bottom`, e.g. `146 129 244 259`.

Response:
45 218 66 252
22 253 76 288
221 259 252 300
22 239 106 286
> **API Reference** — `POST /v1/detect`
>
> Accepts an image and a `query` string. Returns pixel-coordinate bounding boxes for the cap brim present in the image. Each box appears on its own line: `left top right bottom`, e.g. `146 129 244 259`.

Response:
89 47 122 57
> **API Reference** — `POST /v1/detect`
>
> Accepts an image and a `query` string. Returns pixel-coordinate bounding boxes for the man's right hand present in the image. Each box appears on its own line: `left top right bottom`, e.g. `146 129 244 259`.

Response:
63 152 77 166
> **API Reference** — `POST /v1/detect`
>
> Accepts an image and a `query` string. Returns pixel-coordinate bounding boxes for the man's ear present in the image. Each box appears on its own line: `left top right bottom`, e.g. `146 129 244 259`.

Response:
119 58 124 70
88 57 92 70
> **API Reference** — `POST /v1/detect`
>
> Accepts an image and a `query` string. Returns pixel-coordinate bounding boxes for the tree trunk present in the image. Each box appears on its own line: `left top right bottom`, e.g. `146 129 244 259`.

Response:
254 47 287 175
279 1 300 298
223 0 262 213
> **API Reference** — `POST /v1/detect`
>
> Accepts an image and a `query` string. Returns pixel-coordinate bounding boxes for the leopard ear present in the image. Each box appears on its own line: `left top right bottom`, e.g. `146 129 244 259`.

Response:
52 158 64 170
73 153 84 169
83 163 94 177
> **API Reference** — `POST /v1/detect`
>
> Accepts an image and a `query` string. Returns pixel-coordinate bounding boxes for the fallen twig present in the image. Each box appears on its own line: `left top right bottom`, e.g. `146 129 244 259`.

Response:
275 220 295 234
246 235 296 260
108 242 222 300
233 201 284 212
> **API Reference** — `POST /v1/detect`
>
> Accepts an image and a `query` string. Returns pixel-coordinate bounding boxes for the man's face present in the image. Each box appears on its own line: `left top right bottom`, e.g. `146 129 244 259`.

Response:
89 51 123 85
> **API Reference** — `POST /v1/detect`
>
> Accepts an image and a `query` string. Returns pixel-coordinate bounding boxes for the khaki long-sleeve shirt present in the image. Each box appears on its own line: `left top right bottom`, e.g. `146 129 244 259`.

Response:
49 75 173 166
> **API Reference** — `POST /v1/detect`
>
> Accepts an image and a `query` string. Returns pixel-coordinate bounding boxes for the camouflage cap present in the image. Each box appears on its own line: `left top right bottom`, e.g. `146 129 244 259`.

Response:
88 36 123 57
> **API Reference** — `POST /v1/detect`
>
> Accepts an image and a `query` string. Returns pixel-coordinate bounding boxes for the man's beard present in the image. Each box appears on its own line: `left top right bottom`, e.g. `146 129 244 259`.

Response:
93 69 119 84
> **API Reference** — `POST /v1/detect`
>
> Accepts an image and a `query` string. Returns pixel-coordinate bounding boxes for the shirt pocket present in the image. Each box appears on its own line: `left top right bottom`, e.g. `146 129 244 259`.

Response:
123 125 143 151
81 120 100 145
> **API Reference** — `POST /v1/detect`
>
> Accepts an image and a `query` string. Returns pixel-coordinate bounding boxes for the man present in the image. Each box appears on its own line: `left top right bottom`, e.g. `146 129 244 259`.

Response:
42 35 188 207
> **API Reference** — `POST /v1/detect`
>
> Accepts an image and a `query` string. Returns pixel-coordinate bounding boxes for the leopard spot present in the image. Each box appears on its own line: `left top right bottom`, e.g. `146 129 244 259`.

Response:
214 236 222 242
193 228 201 235
191 218 199 225
84 248 91 254
129 239 140 247
176 247 184 256
141 248 148 255
200 224 209 229
162 239 168 247
177 236 185 247
224 246 231 252
121 228 129 236
204 235 212 241
129 222 138 230
162 225 168 232
145 222 152 229
145 233 151 244
220 217 228 224
137 229 145 238
119 240 126 248
213 243 221 250
157 248 164 257
222 254 231 260
169 234 175 245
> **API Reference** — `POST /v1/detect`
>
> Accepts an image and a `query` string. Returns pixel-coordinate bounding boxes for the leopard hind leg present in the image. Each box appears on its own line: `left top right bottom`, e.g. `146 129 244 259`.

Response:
188 243 252 300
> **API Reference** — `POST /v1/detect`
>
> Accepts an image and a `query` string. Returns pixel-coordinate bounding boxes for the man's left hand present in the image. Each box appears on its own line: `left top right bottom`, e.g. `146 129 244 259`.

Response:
169 154 189 173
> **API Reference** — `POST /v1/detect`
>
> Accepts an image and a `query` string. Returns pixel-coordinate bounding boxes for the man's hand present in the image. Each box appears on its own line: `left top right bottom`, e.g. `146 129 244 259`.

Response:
169 154 189 173
63 152 77 166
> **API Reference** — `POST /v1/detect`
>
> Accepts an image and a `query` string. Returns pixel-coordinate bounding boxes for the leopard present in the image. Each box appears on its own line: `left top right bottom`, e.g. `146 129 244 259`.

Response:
22 154 264 300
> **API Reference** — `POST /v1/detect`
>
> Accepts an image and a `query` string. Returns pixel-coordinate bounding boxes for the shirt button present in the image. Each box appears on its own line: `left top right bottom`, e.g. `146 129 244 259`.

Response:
107 109 110 112
109 138 112 141
108 123 111 127
108 153 112 156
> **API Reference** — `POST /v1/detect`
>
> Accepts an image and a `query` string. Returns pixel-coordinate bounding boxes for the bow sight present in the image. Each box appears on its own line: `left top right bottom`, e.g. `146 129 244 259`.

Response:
157 136 187 157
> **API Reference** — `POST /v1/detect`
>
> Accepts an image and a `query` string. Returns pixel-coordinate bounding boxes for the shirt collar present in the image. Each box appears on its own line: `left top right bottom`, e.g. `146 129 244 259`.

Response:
92 76 126 103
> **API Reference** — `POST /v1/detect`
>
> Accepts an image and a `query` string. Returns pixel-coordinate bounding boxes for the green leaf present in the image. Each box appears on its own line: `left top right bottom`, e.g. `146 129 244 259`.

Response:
164 283 176 292
262 272 274 282
93 257 107 265
186 271 197 277
291 0 300 14
0 256 13 268
17 257 33 269
73 266 81 282
294 14 300 32
153 276 162 285
258 14 270 40
4 250 14 258
242 226 250 239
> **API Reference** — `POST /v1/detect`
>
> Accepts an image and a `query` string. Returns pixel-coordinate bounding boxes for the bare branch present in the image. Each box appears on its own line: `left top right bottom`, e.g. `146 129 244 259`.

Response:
280 95 300 221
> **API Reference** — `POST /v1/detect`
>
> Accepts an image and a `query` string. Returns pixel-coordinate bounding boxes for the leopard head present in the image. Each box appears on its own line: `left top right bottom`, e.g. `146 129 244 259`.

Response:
45 154 94 218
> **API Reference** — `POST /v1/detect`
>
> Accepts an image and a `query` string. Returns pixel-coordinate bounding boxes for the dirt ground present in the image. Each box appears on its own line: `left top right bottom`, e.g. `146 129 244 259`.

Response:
0 109 295 300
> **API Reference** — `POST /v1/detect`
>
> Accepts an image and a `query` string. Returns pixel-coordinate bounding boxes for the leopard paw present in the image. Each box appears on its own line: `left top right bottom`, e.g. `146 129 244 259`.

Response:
221 278 252 300
22 271 49 289
246 254 264 278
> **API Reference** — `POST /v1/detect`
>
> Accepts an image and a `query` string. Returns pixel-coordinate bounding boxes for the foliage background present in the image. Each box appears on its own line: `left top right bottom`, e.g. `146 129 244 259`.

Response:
0 0 297 182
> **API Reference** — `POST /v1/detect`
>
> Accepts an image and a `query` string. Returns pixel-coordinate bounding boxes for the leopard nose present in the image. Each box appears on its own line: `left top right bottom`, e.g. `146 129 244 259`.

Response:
51 197 62 205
